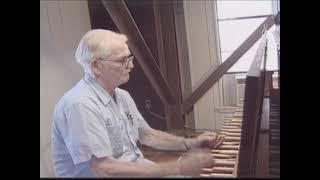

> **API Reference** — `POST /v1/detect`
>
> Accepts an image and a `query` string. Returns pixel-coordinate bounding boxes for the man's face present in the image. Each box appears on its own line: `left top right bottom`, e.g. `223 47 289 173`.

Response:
98 42 134 87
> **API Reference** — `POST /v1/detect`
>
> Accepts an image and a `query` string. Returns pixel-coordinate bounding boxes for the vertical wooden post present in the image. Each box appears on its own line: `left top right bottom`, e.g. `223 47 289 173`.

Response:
153 0 184 130
172 0 195 130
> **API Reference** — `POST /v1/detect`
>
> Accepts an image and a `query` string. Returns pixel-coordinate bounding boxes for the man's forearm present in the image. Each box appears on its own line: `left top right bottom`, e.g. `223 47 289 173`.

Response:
140 128 197 151
92 158 180 177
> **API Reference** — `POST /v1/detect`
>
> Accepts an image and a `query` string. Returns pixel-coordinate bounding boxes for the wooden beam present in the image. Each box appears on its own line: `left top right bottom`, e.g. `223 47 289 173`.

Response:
172 0 195 129
182 15 274 114
101 0 176 105
153 0 167 78
153 0 184 129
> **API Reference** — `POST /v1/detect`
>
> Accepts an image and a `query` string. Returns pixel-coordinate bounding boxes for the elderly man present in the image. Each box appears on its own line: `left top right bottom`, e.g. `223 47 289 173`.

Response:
51 29 224 177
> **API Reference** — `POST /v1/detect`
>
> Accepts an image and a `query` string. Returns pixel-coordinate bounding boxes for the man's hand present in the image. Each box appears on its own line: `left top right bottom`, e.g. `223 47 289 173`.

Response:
179 150 215 177
191 131 225 149
198 131 225 148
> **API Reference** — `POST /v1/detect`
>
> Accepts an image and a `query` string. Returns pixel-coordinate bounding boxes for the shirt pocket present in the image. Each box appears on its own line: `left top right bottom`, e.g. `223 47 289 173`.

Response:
129 115 140 142
106 122 124 158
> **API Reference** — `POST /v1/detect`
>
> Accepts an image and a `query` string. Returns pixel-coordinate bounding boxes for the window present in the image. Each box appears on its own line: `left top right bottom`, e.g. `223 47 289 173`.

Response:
216 0 279 72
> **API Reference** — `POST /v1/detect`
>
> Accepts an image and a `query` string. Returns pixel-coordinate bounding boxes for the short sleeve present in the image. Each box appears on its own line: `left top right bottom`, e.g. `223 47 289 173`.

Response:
63 102 113 165
135 107 150 129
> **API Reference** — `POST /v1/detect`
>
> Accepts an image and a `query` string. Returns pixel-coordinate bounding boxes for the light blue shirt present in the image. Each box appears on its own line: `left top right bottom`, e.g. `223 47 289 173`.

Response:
51 74 153 177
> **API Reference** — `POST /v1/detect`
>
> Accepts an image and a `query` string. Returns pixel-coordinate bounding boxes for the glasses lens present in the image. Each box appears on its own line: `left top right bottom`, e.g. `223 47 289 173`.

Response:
125 56 133 66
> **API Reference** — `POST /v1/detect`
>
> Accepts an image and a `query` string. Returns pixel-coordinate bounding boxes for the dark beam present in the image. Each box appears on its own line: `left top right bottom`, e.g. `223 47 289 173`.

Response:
101 0 176 105
153 0 167 78
172 0 195 129
154 0 184 130
182 15 274 114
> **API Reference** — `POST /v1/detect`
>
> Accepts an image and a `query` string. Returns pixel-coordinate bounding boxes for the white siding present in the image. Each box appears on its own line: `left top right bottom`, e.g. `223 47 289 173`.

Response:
184 0 223 131
40 1 91 177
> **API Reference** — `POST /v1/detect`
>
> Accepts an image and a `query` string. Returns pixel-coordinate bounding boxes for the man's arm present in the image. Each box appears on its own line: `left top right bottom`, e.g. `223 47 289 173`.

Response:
138 127 196 151
90 151 215 177
90 156 180 177
138 127 225 151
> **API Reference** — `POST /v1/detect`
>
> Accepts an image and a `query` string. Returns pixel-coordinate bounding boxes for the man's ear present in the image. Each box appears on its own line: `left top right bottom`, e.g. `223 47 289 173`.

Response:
90 60 101 77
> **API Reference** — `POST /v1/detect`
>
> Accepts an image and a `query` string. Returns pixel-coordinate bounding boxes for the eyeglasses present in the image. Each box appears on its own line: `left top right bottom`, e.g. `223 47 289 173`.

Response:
96 55 134 67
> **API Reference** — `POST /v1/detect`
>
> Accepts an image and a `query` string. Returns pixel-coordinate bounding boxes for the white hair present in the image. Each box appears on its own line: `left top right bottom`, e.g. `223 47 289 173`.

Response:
75 29 128 78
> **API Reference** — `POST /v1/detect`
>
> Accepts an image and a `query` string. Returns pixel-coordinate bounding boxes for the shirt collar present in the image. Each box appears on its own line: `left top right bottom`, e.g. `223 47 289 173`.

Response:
83 73 112 106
